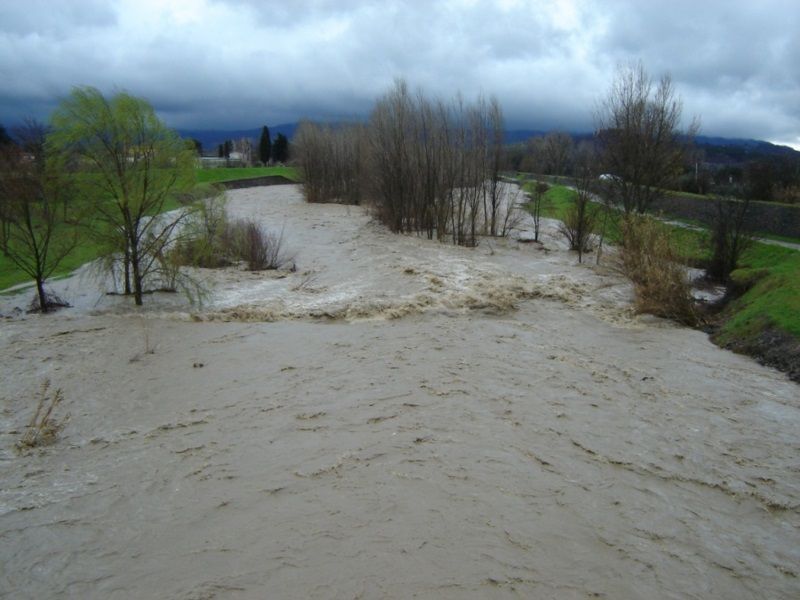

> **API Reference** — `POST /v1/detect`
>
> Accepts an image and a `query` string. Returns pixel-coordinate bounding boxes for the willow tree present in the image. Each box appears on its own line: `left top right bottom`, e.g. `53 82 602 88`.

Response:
50 87 195 305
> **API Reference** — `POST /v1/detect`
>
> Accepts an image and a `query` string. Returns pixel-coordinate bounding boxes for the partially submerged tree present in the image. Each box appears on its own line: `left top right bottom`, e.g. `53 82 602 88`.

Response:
559 143 599 263
294 121 365 204
49 87 196 305
595 62 698 214
297 80 514 247
483 97 505 236
529 181 549 242
0 120 77 311
365 80 509 246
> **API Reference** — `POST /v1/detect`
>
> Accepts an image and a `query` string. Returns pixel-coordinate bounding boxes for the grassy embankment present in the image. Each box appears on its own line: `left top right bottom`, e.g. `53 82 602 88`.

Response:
521 181 800 371
195 166 300 184
523 182 707 261
0 166 301 291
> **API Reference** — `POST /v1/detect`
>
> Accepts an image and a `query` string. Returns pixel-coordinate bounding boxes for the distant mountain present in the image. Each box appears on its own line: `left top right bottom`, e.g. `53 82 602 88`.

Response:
693 136 800 165
178 123 799 165
503 129 548 144
182 124 550 148
178 123 298 153
507 130 800 165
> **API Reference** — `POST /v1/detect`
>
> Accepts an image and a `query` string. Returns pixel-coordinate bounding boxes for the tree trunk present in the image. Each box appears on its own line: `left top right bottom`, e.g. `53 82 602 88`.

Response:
124 247 132 295
130 239 144 306
36 278 48 313
132 257 143 305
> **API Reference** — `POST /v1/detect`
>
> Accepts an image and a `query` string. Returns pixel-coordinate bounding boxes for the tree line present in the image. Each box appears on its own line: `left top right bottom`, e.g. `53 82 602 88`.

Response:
214 127 290 165
295 80 513 246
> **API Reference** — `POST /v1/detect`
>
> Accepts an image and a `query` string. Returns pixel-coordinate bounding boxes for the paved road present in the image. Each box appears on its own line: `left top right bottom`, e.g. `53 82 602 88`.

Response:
662 219 800 251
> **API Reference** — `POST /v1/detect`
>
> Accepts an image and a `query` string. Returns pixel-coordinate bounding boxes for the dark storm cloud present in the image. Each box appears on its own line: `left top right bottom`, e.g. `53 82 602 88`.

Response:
0 0 798 147
593 0 800 143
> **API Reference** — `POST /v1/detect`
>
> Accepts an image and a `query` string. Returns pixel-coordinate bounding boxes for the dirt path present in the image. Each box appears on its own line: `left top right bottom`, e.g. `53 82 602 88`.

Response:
1 185 797 599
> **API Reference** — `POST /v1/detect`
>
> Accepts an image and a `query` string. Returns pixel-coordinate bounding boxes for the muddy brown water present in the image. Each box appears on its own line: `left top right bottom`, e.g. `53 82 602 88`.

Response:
1 185 798 599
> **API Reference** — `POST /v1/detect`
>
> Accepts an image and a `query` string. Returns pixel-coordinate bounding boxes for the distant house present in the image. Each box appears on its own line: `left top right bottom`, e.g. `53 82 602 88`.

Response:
198 156 246 168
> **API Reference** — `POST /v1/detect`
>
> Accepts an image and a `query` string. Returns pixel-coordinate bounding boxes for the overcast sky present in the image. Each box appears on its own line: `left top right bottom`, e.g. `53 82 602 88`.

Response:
1 0 799 147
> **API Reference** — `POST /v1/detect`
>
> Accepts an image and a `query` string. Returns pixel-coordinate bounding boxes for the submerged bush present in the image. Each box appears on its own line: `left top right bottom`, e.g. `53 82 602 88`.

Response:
227 219 292 271
16 380 69 451
171 192 234 268
170 192 293 272
621 215 697 325
559 194 598 262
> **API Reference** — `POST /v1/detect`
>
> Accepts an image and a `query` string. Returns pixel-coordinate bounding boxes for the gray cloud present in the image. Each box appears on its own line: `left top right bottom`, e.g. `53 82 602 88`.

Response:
0 0 116 37
0 0 798 147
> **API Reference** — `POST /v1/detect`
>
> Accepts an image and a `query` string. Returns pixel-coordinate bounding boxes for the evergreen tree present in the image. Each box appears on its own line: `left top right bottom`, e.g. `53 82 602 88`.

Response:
217 143 224 158
259 125 271 164
272 133 289 163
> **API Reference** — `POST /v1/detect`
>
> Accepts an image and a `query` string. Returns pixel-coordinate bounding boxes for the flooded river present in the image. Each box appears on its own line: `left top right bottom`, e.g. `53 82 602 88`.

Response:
1 185 797 598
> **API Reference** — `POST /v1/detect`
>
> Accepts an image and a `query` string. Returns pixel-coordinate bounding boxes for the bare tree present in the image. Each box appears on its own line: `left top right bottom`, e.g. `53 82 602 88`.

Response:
529 181 549 242
595 62 698 214
368 80 417 234
520 136 545 174
484 97 505 236
295 121 366 204
296 81 513 247
0 121 77 311
496 182 526 237
519 132 573 177
541 131 574 176
233 138 253 166
364 81 505 247
559 143 599 263
707 196 753 282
